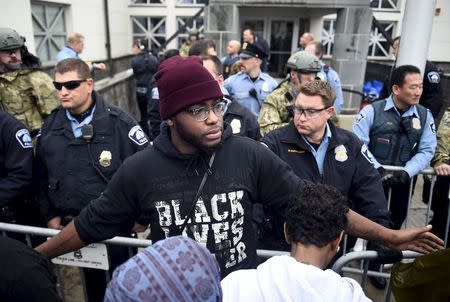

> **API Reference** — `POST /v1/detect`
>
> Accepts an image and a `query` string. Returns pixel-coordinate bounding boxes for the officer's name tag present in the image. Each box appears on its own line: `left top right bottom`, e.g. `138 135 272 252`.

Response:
50 240 109 270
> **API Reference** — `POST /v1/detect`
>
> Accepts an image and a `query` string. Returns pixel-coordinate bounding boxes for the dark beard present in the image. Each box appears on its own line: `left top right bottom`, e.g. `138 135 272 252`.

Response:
174 121 223 153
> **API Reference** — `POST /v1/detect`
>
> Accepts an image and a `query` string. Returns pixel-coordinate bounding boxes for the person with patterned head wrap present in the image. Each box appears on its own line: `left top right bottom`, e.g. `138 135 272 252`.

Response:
104 236 222 302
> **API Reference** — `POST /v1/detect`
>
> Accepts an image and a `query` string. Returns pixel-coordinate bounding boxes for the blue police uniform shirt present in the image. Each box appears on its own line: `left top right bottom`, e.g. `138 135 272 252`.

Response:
301 123 332 176
65 105 96 137
352 95 436 177
224 71 277 117
56 46 79 63
318 62 344 114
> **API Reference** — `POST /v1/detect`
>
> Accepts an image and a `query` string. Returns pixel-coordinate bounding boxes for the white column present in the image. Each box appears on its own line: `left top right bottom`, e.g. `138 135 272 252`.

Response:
396 0 436 74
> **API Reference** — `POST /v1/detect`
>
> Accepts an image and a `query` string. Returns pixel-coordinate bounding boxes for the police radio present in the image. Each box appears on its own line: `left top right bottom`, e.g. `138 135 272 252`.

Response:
81 124 94 142
81 124 108 183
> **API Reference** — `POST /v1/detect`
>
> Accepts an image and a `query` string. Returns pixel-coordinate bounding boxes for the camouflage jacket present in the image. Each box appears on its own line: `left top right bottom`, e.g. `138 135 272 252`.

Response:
0 69 59 133
432 107 450 166
258 80 296 136
179 42 191 57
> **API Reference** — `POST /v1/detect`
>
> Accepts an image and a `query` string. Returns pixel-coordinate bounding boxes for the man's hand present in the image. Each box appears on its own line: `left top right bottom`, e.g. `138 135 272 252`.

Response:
394 170 410 184
132 222 148 233
378 167 396 186
47 216 62 230
382 225 444 254
434 163 450 176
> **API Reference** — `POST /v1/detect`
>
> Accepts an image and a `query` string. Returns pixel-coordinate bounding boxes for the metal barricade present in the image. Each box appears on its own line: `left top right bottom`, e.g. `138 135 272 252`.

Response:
337 165 449 300
331 250 422 302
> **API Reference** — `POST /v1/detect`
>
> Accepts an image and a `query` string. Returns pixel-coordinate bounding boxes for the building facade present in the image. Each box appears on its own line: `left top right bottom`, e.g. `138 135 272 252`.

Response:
1 0 448 111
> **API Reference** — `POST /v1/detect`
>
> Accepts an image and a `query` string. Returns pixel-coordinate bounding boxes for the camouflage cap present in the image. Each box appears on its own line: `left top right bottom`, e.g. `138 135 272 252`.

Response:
286 51 321 73
0 28 25 51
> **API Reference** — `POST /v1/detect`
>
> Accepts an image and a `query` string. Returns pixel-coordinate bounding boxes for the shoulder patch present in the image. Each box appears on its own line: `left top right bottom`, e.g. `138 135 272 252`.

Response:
430 121 436 134
427 71 440 84
355 112 365 123
15 129 33 148
361 144 375 165
128 125 148 146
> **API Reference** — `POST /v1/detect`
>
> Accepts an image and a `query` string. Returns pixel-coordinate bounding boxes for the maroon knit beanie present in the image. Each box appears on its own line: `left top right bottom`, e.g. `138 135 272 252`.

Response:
155 55 223 120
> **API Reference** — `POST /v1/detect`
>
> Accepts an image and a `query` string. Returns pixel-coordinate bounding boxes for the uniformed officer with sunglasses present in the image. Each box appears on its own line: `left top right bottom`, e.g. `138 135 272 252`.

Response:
35 58 149 301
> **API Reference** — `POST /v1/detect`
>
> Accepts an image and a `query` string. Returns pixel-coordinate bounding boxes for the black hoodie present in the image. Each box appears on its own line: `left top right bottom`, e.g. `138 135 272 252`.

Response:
75 123 302 276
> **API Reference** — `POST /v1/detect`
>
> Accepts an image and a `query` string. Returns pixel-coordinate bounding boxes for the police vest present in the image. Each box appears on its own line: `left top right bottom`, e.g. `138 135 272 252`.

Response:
368 99 427 166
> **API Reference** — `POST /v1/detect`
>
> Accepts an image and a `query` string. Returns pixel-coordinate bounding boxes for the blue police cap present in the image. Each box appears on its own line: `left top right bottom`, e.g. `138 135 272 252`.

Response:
239 42 267 60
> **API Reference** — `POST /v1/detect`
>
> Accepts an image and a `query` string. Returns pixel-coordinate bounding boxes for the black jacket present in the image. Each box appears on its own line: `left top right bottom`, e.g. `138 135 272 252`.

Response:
74 123 302 277
0 110 33 208
261 122 391 227
131 51 159 89
0 236 61 302
35 91 148 222
224 98 261 141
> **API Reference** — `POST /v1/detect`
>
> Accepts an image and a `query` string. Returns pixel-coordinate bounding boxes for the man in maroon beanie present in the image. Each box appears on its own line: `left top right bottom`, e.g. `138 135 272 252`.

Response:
36 56 444 279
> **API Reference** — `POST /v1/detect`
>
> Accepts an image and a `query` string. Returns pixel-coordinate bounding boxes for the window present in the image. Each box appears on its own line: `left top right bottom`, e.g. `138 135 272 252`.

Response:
368 21 395 58
321 19 335 56
131 16 166 50
177 0 207 5
177 16 204 47
370 0 398 10
31 2 67 62
130 0 165 4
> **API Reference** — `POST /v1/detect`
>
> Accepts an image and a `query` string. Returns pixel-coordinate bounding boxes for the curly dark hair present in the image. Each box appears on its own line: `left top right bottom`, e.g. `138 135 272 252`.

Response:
286 183 349 247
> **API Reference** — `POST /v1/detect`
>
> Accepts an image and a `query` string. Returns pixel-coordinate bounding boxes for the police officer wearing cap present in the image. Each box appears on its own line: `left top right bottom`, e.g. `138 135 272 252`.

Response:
35 58 149 301
0 110 33 227
224 42 277 117
353 65 436 231
0 27 59 136
258 51 321 136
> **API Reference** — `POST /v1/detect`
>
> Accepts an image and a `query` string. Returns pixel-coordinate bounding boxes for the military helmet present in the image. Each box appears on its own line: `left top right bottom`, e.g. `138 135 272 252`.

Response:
0 28 25 51
187 28 199 36
286 51 321 73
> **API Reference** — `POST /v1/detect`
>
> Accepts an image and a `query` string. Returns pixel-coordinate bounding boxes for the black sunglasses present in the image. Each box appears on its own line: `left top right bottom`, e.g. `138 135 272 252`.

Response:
52 79 87 90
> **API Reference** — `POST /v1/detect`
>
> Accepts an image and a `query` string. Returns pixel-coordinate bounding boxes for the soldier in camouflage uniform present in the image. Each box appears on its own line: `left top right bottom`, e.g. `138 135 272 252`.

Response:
0 28 59 136
430 107 450 246
179 28 199 57
258 51 321 136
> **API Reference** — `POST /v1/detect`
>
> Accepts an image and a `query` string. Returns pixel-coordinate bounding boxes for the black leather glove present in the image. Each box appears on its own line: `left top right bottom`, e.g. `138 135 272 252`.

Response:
377 167 396 186
394 170 410 184
366 241 402 264
249 88 258 99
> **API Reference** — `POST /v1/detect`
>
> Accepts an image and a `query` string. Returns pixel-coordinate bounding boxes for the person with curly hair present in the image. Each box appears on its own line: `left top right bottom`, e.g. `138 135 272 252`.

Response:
221 183 370 302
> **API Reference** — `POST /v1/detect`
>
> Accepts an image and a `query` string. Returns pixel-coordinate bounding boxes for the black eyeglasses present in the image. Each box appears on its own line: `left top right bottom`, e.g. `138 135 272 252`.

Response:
294 106 331 118
52 79 87 90
185 101 226 122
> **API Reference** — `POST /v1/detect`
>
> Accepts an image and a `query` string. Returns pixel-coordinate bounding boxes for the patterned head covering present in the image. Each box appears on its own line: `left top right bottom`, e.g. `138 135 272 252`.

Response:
104 236 222 302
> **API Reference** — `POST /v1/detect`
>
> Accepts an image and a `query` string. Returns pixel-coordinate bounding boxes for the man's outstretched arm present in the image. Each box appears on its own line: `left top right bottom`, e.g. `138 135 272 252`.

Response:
35 221 86 259
346 209 444 254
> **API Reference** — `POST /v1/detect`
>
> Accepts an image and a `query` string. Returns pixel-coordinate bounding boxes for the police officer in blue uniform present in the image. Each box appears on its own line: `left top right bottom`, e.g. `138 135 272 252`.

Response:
353 65 436 230
202 54 261 141
224 42 277 117
305 41 344 114
0 110 33 225
261 80 391 250
35 58 149 301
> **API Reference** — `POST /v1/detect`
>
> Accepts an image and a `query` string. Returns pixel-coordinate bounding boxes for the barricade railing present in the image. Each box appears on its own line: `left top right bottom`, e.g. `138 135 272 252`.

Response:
1 164 448 300
336 165 449 300
331 250 422 302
